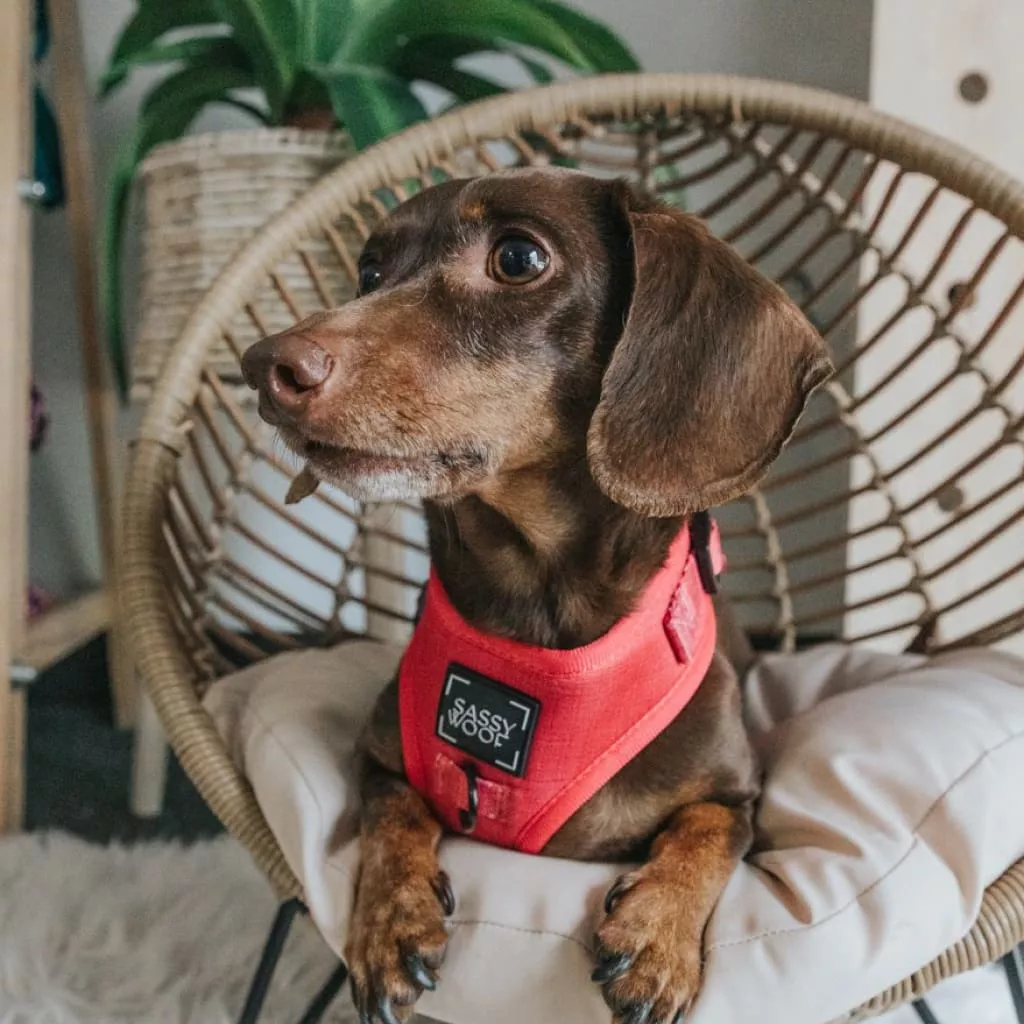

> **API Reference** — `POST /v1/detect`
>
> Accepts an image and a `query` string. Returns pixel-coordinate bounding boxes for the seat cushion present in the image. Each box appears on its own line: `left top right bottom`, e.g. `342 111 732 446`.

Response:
204 641 1024 1024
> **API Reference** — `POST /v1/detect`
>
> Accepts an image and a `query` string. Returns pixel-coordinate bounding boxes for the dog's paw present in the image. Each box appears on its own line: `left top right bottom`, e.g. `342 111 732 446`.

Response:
592 870 705 1024
345 865 454 1023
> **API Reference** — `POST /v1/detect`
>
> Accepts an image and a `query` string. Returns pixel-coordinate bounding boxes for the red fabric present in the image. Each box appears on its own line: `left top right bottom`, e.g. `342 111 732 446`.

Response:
399 521 724 854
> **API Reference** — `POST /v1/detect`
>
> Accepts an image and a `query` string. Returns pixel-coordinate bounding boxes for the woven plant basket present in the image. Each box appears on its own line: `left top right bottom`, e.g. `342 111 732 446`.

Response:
131 129 355 399
123 74 1024 1020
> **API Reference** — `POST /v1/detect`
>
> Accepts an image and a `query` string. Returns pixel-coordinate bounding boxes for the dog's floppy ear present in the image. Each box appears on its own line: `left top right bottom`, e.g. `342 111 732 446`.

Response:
587 188 833 517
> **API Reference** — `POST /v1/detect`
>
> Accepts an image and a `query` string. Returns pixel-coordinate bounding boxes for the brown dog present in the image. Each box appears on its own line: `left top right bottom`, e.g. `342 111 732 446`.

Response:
242 167 831 1024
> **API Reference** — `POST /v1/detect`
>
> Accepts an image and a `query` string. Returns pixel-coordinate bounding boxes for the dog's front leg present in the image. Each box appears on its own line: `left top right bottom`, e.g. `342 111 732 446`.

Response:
346 759 453 1024
593 800 753 1023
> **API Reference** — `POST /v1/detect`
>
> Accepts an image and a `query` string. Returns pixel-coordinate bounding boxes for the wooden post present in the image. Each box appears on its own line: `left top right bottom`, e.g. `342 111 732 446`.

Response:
0 0 33 832
47 0 137 724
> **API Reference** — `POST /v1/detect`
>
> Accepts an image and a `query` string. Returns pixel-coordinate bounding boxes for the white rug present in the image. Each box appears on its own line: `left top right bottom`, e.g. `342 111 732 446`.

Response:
0 833 350 1024
0 832 1015 1023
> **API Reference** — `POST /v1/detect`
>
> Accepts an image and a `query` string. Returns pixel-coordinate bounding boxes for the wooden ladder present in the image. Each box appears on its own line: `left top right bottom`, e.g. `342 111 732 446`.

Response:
0 0 135 833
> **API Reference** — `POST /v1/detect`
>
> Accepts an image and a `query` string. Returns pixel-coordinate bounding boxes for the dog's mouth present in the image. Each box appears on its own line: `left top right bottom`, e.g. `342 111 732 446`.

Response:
286 434 490 502
303 439 434 476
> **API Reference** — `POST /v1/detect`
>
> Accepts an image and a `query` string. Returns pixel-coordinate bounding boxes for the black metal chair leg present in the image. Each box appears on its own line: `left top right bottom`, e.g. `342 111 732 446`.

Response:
238 898 307 1024
912 998 943 1024
296 963 350 1024
1003 945 1024 1024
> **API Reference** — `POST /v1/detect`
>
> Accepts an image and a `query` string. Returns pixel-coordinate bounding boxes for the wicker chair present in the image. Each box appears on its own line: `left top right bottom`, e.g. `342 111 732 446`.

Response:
121 74 1024 1021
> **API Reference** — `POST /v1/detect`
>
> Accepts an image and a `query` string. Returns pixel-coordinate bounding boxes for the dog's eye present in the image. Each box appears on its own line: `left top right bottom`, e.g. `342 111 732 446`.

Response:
358 262 382 295
489 236 550 285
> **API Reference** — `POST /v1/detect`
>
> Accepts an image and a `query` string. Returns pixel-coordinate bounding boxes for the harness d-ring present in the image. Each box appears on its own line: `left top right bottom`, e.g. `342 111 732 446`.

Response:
458 762 479 833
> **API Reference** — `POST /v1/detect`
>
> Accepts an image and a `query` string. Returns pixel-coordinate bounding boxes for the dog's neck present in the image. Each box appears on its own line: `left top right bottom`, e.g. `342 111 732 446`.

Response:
424 464 682 649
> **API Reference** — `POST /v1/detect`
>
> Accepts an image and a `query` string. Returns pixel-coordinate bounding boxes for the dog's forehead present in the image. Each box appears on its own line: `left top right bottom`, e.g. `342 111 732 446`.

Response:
366 178 470 246
371 169 609 247
459 168 608 225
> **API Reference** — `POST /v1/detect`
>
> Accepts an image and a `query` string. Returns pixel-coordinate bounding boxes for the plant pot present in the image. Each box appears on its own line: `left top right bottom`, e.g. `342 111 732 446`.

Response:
131 128 355 399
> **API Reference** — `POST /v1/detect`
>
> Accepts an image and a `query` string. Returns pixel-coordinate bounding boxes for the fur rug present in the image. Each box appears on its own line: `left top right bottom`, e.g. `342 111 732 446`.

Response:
0 832 1012 1023
0 833 351 1024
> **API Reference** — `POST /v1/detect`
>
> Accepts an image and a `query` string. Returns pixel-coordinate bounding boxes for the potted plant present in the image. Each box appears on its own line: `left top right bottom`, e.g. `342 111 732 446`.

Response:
100 0 639 398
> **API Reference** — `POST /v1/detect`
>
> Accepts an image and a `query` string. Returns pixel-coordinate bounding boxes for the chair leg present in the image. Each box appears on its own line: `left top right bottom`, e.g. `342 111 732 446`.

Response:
1003 945 1024 1024
130 689 168 819
296 963 349 1024
912 999 943 1024
238 899 306 1024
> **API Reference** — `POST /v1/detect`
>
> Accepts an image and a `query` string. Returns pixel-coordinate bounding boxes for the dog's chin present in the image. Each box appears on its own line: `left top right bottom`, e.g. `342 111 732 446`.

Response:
292 438 491 504
319 464 447 504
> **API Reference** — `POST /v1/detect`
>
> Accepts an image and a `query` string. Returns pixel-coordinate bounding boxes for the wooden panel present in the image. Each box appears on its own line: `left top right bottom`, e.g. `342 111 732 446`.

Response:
47 0 136 725
847 0 1024 654
19 589 111 674
871 1 1024 175
0 0 32 832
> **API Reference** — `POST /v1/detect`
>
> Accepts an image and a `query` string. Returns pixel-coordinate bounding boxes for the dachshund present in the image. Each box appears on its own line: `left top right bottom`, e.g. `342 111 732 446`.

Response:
242 167 831 1024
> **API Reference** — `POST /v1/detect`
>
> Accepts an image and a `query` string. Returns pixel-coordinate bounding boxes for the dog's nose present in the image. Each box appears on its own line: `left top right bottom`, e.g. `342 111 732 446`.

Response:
241 333 334 421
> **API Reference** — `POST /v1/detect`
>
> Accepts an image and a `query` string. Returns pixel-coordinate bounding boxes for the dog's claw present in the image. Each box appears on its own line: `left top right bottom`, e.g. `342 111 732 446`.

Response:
597 867 704 1024
619 1001 653 1024
350 977 372 1024
346 857 449 1022
404 952 437 991
604 875 635 915
376 995 401 1024
433 870 455 915
591 951 634 983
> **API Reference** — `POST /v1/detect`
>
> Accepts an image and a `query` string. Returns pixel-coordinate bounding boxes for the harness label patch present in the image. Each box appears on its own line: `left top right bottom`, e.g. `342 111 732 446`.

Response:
436 664 539 777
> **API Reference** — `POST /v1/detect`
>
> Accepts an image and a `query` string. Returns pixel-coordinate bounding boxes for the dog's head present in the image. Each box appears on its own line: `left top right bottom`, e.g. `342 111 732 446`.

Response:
242 168 832 515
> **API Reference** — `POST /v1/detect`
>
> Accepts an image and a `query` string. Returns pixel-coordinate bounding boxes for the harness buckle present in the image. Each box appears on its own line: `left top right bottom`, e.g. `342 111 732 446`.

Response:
458 762 479 833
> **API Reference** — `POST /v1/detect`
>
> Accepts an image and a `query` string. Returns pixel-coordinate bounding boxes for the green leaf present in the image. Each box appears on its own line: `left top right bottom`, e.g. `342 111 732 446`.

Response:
393 34 555 88
210 0 298 119
216 95 274 124
297 0 352 64
106 0 221 71
312 62 429 149
283 68 334 121
514 50 556 85
341 0 594 72
103 63 258 398
395 51 506 104
100 35 250 97
413 64 507 104
526 0 639 71
653 163 687 210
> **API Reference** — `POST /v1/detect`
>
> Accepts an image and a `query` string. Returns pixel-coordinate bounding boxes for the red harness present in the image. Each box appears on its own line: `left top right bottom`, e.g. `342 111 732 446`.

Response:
398 516 724 854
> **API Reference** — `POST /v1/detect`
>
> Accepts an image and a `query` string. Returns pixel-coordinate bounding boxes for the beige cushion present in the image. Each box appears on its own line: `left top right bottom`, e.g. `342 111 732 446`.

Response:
204 641 1024 1024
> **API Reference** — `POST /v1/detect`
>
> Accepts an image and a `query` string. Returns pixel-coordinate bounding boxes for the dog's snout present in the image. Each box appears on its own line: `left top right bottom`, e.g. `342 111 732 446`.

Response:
242 333 335 421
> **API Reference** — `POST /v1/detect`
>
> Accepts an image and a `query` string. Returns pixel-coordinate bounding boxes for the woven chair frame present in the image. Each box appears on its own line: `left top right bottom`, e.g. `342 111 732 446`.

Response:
121 74 1024 1020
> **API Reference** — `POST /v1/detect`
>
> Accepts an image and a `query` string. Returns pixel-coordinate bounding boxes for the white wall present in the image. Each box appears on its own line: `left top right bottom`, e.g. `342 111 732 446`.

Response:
28 0 872 599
